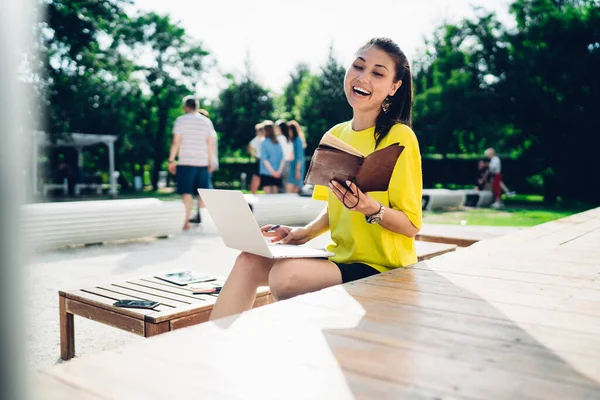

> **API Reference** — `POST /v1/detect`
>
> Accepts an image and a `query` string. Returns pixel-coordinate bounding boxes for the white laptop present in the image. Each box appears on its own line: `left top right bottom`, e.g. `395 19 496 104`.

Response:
198 189 334 259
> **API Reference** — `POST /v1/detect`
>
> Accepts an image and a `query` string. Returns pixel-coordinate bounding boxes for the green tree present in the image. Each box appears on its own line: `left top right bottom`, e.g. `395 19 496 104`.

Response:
279 63 311 120
295 47 352 152
39 0 138 135
212 74 274 157
119 12 210 189
503 0 600 203
413 12 512 155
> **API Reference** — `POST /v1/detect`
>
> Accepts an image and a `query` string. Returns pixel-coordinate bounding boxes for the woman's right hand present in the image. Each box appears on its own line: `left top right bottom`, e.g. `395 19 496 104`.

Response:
261 225 312 245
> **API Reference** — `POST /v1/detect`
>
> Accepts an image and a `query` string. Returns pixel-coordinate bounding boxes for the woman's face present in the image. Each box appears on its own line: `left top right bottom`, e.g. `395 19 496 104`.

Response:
344 46 401 113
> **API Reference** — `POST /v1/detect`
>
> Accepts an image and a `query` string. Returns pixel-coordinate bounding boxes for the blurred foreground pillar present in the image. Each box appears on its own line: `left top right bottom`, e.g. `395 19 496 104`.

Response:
0 0 35 399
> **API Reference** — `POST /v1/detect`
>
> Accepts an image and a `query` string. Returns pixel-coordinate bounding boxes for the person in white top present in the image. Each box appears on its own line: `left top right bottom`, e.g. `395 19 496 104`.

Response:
168 96 215 230
248 123 264 194
484 148 514 208
276 120 294 192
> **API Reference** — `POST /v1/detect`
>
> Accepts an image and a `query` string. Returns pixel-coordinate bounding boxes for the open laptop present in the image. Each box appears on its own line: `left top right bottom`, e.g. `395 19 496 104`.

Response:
198 189 334 259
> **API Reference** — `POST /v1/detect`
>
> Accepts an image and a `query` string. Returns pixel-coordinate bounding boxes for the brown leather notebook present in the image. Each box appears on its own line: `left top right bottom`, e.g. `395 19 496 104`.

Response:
305 133 405 193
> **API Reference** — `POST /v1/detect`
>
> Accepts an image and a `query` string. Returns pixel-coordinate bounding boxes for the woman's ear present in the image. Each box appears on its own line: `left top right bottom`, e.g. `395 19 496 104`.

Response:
389 80 402 97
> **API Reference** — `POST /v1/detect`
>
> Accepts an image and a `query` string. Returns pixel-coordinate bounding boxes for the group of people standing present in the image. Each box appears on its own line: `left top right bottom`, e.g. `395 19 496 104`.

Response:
247 119 307 194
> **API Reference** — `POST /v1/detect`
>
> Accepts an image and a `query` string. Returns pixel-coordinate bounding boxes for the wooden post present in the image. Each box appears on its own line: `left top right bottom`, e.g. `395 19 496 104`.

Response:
144 321 170 338
59 295 75 360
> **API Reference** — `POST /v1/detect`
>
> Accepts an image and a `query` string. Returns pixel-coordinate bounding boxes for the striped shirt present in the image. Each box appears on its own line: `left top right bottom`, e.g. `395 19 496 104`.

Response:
173 113 214 166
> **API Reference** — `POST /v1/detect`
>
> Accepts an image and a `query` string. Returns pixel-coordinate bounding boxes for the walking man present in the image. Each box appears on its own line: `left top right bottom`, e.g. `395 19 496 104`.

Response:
168 96 215 230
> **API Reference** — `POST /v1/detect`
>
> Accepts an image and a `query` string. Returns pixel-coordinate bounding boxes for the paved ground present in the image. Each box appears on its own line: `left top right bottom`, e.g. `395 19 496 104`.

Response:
26 210 518 370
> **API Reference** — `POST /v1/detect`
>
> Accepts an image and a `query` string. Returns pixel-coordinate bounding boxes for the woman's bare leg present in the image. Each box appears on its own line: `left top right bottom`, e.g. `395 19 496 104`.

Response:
209 252 275 320
269 258 342 301
250 175 260 194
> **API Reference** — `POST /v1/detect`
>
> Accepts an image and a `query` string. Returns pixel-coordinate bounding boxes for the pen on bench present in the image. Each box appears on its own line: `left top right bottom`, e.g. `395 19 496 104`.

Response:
266 224 280 232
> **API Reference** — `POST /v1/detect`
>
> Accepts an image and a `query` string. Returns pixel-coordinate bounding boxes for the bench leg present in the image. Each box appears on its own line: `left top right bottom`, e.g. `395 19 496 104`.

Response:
59 295 75 360
144 321 170 338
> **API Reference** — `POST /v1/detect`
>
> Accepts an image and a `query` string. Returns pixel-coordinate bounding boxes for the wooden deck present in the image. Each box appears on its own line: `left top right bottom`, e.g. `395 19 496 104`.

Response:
37 208 600 399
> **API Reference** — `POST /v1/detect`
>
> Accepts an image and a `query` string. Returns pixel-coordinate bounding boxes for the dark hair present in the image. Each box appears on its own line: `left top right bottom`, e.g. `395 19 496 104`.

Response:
359 37 413 148
287 120 307 148
184 98 197 110
276 119 290 141
262 121 278 144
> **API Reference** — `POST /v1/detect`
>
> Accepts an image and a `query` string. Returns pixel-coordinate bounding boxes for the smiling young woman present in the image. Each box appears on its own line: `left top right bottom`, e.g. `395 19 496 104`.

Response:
209 37 422 321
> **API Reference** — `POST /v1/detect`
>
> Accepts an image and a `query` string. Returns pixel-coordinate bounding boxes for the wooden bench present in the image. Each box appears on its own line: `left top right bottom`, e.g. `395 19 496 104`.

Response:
58 242 454 361
59 275 272 360
39 207 600 398
416 225 519 247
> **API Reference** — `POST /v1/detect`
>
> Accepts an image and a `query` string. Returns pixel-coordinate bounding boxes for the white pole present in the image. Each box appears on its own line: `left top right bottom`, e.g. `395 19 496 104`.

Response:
108 140 117 196
32 131 38 195
76 146 83 168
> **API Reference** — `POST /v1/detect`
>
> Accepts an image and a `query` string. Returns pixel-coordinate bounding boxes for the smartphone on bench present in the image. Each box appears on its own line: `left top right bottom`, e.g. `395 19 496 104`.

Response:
113 299 160 310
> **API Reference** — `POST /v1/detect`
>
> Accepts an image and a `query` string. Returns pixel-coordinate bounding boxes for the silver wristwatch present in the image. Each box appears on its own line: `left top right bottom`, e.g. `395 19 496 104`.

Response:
365 202 385 224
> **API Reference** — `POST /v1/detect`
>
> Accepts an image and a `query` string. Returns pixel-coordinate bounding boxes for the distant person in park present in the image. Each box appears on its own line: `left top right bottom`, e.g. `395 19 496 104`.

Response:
258 120 285 194
210 37 422 320
167 96 215 230
199 108 219 189
276 119 294 193
248 123 264 194
285 120 307 193
475 159 490 191
484 148 514 208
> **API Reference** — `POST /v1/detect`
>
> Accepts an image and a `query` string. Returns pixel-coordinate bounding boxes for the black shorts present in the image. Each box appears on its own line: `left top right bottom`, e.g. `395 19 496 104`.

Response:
176 165 209 195
260 174 282 187
332 261 380 283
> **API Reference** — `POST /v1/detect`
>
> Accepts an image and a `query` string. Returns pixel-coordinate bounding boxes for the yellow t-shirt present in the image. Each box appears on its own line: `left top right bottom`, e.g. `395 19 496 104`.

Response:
313 121 422 272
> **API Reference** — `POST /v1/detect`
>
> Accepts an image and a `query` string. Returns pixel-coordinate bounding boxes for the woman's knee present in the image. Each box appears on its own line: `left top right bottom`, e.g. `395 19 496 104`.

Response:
231 252 271 283
268 260 302 301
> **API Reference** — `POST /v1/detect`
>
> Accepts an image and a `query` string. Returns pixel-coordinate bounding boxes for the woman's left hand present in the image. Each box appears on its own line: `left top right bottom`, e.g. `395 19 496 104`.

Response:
329 180 380 216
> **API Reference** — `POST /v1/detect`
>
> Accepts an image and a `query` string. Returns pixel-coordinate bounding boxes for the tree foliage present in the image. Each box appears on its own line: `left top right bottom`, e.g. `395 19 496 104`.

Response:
295 48 352 152
212 74 274 157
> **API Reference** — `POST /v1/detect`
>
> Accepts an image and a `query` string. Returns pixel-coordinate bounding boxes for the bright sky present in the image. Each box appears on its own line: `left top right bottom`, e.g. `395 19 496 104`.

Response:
136 0 513 100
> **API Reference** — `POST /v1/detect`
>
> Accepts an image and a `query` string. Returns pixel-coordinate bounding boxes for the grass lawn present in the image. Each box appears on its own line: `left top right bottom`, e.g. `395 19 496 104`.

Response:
423 207 576 227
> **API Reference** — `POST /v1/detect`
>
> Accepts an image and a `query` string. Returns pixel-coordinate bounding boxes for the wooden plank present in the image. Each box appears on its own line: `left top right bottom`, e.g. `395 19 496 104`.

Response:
97 283 193 308
147 299 217 323
122 279 209 302
170 309 212 330
59 294 75 361
63 289 163 318
415 241 457 261
169 292 275 330
35 372 107 400
45 295 600 400
365 269 600 317
66 298 144 336
343 279 600 335
144 321 170 338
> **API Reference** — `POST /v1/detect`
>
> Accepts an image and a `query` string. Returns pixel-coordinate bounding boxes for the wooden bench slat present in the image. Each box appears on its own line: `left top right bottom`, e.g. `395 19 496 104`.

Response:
64 290 156 318
97 284 192 308
80 287 174 312
143 276 226 291
347 278 600 335
369 271 600 317
110 282 202 305
415 241 457 260
66 298 144 336
125 279 218 301
35 372 106 400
